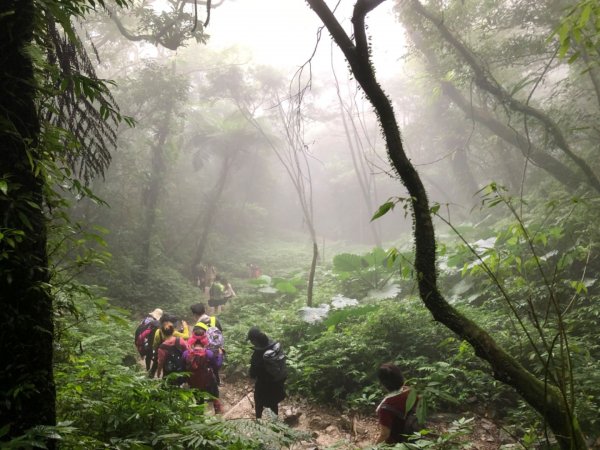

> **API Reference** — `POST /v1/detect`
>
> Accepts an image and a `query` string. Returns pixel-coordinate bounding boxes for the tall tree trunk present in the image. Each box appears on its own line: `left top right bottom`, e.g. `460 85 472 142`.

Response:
140 107 172 277
307 241 318 307
0 1 56 445
576 41 600 113
450 144 479 202
191 154 234 272
305 1 587 448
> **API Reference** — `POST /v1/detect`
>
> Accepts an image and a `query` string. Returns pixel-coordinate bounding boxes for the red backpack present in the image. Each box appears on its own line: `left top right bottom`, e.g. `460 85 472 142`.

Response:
185 347 214 389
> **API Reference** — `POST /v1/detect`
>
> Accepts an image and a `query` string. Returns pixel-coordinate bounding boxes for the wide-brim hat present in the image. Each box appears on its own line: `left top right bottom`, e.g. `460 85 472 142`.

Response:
149 308 163 320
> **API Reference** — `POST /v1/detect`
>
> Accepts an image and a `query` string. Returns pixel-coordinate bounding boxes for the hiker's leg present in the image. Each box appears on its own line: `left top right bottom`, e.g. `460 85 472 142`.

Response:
265 401 279 417
149 352 158 378
254 392 264 419
144 351 152 371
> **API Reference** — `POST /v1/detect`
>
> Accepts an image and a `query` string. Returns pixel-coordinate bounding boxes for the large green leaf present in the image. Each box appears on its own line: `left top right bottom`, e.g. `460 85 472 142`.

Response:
333 253 364 272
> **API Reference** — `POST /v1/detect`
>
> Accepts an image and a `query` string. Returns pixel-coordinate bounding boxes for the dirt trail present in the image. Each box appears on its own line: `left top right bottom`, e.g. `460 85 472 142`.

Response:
218 374 514 450
138 358 513 449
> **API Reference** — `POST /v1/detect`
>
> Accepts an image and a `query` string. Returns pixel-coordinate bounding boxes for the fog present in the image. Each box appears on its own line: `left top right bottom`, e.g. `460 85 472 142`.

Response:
78 0 596 278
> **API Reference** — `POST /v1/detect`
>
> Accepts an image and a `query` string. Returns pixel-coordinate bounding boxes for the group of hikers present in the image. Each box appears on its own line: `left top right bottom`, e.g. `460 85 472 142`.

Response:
134 263 418 444
195 265 236 314
134 304 288 419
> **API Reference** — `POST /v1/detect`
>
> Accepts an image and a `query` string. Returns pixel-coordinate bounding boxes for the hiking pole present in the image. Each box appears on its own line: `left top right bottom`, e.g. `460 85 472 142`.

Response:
223 393 252 419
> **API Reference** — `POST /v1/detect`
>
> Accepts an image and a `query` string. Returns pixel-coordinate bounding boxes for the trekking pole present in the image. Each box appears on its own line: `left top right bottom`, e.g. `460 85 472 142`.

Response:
223 393 252 419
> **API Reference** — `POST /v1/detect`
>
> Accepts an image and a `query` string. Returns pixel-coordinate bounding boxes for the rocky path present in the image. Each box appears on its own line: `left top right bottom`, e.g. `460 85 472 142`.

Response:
139 358 515 449
217 374 516 449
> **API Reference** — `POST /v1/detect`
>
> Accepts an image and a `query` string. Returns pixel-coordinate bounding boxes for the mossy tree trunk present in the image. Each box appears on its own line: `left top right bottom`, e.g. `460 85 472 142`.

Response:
0 1 56 445
304 0 587 448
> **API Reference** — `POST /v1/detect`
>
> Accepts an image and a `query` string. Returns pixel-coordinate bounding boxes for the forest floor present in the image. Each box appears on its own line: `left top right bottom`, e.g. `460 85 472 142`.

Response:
138 359 516 449
217 373 517 450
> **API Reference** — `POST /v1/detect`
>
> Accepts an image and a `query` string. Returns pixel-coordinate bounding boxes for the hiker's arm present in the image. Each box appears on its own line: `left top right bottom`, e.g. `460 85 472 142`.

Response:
174 321 189 339
249 351 260 378
153 329 162 350
375 425 391 444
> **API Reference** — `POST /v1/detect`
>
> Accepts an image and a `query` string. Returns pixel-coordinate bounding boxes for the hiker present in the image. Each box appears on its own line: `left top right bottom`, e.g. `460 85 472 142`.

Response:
196 264 207 291
248 263 261 278
183 333 223 413
190 303 223 333
156 321 188 382
149 313 189 378
208 276 227 314
247 326 287 419
222 277 236 305
375 363 419 445
134 308 162 371
204 265 217 296
189 303 224 385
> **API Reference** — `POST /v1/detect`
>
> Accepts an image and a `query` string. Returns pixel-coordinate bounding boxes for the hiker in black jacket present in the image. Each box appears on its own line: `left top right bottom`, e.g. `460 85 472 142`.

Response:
247 326 287 419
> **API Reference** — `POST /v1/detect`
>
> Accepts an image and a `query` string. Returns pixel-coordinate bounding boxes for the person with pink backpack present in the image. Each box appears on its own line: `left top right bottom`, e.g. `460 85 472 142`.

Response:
183 336 223 413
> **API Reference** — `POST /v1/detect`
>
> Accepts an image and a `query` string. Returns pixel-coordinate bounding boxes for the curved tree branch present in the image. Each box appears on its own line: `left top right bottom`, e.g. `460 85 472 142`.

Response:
408 0 600 194
305 0 588 448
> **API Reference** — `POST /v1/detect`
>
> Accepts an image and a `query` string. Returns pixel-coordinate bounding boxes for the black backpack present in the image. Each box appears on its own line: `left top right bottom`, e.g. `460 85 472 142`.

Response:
160 337 186 376
263 342 288 382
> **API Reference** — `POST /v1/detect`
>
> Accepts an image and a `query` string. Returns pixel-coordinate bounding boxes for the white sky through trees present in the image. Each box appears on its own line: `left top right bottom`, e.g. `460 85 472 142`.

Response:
207 0 406 77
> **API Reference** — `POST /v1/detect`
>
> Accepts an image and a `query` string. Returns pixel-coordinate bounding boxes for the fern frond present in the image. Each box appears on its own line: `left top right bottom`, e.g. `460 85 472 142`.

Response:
42 19 120 183
158 416 309 450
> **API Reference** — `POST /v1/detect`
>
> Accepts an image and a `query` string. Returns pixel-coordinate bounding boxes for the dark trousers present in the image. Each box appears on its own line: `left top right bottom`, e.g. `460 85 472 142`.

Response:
254 393 279 419
144 350 153 372
148 351 158 377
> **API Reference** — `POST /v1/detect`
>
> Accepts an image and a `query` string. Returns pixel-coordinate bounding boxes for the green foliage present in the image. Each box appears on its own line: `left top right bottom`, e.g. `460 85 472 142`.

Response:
364 417 475 450
554 0 600 62
247 273 305 296
332 247 404 298
52 292 305 449
87 256 201 317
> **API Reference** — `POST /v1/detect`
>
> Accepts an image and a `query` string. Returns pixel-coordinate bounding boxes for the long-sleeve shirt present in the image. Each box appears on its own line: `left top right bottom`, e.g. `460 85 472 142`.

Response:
156 336 188 378
153 326 190 350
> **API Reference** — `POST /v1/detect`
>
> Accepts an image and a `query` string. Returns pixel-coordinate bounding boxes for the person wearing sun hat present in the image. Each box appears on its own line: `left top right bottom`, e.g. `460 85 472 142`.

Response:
149 308 163 320
135 308 164 371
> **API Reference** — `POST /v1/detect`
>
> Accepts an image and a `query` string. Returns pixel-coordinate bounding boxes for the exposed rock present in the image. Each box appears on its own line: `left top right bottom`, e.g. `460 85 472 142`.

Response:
283 407 302 427
339 414 353 432
354 425 369 435
309 416 331 430
480 419 494 430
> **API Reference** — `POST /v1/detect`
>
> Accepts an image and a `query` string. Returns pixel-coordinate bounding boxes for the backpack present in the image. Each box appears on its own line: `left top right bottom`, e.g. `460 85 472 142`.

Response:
185 347 215 389
196 316 224 351
378 390 420 438
134 317 158 357
160 337 186 376
263 342 287 382
209 282 224 300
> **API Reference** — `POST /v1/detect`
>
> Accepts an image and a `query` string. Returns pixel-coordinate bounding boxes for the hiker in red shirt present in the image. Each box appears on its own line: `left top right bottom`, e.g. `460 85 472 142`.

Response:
375 363 419 444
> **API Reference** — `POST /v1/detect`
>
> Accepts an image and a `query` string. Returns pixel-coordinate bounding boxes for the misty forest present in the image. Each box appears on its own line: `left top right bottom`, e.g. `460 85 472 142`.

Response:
2 0 600 449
